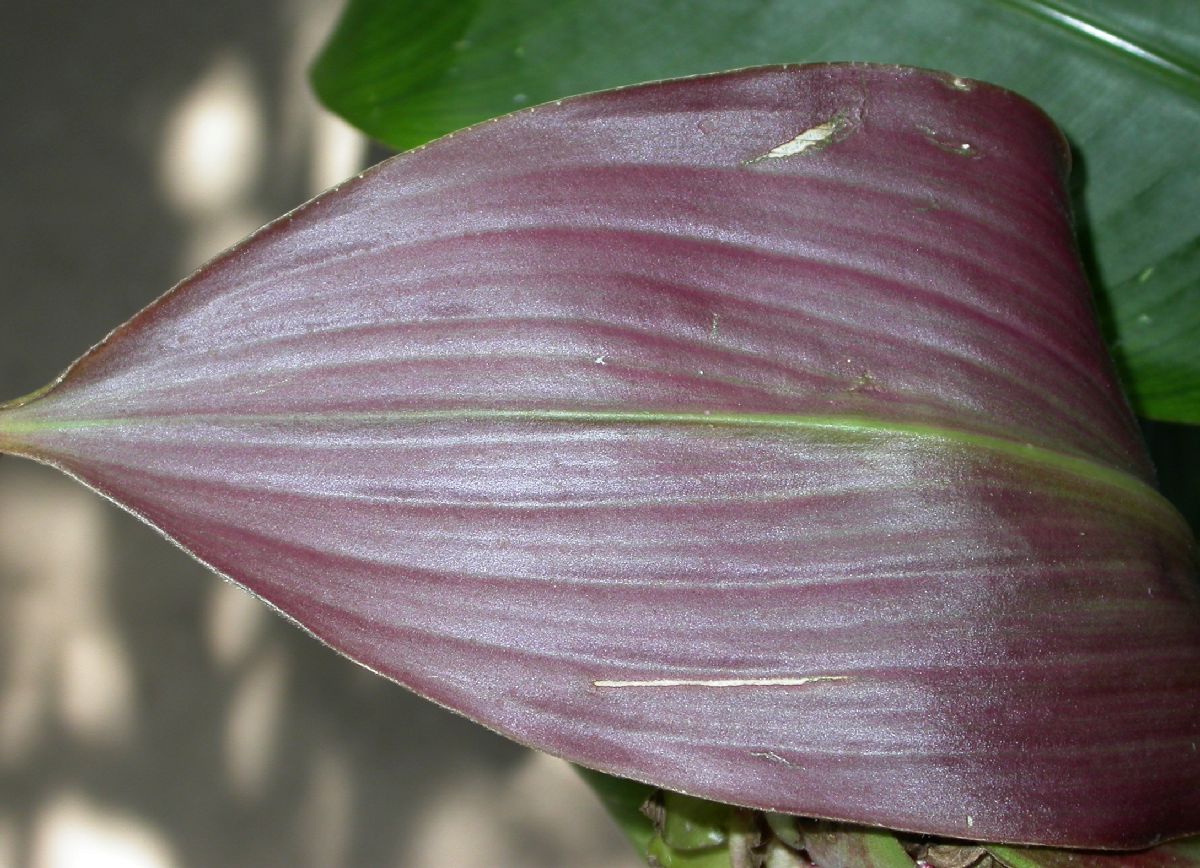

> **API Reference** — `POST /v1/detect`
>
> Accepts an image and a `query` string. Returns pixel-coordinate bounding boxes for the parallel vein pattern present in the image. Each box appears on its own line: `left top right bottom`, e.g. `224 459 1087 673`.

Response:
1 65 1197 848
311 0 1200 423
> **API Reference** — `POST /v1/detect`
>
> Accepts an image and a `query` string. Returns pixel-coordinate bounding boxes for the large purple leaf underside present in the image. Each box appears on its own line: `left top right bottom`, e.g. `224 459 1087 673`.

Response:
2 65 1197 847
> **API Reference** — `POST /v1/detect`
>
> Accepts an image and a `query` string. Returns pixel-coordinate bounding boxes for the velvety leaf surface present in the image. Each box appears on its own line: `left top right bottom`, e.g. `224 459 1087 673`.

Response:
311 0 1200 424
1 65 1199 848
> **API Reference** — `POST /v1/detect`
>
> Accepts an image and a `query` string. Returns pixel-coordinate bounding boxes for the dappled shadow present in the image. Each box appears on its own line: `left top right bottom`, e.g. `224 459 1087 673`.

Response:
0 2 637 866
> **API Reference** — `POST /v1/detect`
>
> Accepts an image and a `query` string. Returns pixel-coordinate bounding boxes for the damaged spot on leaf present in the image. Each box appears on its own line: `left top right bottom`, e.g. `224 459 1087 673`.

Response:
593 676 848 689
918 124 980 158
751 751 793 766
850 372 878 393
933 71 975 92
743 114 853 164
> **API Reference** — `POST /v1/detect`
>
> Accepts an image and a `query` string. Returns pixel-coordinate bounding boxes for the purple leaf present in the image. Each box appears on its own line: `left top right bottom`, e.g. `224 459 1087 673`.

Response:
1 64 1197 848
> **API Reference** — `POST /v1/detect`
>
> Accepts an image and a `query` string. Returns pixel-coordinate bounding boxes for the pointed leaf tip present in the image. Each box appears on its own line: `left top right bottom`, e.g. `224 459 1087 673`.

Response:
6 65 1200 848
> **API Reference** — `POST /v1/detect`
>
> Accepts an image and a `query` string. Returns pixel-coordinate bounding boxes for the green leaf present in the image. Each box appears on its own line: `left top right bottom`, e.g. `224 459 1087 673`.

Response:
659 792 731 852
575 771 739 866
645 837 732 868
764 813 804 851
311 0 1200 423
989 835 1200 867
574 767 659 858
803 823 916 868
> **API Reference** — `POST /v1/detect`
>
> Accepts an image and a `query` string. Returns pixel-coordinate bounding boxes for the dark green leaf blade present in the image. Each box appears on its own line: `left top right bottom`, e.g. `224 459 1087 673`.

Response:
311 0 1200 423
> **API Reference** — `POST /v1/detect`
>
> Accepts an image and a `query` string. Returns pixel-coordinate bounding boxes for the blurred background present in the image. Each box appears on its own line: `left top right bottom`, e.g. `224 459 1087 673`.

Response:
0 2 638 866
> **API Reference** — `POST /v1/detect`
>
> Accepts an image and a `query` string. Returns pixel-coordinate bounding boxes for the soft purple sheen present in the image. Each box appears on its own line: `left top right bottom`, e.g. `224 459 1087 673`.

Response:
1 65 1197 848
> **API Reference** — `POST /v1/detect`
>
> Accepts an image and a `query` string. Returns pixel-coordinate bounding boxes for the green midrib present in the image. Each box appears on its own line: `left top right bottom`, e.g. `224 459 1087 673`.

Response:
994 0 1200 93
0 405 1179 520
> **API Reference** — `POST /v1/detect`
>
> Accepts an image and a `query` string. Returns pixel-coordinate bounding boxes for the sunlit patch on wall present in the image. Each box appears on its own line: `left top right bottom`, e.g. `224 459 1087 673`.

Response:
205 579 269 671
159 54 264 216
295 743 354 868
402 752 635 868
31 790 178 868
224 642 289 800
0 464 135 760
0 812 17 868
283 0 369 194
308 114 368 195
159 53 269 270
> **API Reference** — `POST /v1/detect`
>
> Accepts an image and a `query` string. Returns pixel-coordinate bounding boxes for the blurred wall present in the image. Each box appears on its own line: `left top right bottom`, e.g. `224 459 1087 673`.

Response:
0 2 638 866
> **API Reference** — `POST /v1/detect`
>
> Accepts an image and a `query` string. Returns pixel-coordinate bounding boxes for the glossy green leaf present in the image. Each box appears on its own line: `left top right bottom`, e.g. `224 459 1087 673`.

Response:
311 0 1200 423
660 792 731 852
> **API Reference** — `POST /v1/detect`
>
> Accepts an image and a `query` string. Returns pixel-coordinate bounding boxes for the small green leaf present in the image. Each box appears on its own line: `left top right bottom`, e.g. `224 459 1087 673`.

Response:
1176 838 1200 862
660 792 731 851
803 823 917 868
764 813 804 851
645 836 731 868
989 847 1054 868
